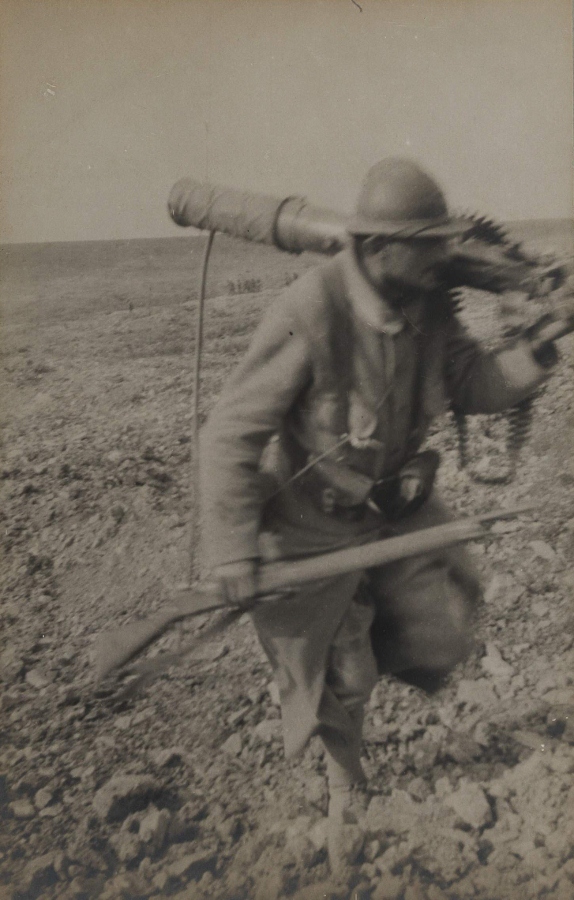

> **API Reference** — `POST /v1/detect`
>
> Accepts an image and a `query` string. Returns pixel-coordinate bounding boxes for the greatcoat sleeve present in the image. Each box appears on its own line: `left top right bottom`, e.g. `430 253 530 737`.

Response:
200 292 312 569
443 315 553 414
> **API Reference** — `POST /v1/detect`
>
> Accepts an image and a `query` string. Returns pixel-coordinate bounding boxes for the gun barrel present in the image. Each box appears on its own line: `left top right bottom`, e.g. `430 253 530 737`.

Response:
168 178 348 255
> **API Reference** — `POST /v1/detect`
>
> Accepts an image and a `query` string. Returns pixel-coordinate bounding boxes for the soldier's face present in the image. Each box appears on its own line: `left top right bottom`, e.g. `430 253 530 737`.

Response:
360 235 450 295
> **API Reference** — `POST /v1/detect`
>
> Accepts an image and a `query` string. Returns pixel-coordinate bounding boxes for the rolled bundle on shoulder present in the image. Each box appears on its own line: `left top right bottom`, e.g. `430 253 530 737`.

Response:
168 177 348 255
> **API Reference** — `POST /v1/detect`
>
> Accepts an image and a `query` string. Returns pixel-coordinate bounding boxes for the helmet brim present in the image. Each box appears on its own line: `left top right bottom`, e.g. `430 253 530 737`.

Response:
346 216 471 239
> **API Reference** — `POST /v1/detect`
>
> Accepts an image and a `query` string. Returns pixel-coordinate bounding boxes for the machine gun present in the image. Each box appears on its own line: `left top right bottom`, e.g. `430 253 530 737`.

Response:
168 178 568 294
168 178 574 482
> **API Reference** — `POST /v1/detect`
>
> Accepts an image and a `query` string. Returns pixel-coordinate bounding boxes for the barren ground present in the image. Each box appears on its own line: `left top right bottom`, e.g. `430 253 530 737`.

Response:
1 227 573 900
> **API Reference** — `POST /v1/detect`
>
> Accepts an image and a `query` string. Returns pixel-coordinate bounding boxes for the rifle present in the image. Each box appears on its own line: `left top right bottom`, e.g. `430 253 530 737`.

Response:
94 504 532 688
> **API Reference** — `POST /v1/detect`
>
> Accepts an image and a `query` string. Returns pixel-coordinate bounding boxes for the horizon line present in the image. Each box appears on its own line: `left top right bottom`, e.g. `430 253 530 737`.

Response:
2 216 573 250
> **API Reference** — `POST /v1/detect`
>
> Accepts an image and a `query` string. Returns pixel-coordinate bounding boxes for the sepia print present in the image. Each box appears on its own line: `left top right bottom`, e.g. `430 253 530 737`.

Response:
1 2 573 899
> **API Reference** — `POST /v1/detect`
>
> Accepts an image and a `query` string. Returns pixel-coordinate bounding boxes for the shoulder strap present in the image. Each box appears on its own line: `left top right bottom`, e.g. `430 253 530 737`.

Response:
315 256 355 394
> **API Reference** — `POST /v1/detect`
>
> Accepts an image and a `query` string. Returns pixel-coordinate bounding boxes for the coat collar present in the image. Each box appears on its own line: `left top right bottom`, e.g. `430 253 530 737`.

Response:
341 245 427 335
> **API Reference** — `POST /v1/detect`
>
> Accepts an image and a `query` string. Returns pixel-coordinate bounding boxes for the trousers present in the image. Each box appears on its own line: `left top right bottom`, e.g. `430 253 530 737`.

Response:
319 593 377 786
252 486 481 760
317 544 479 783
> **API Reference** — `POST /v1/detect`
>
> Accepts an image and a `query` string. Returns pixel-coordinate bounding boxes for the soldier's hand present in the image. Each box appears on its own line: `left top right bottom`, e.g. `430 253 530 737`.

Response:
215 559 259 609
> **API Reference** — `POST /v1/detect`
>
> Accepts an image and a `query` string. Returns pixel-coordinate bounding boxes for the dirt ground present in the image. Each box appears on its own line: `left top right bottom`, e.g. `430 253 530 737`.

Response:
1 229 573 900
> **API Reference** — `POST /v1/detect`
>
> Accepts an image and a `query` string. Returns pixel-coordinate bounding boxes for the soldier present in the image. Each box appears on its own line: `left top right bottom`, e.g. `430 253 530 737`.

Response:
200 158 557 873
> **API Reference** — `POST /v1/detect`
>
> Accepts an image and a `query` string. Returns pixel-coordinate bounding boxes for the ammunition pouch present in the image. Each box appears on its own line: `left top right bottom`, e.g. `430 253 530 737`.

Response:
303 449 441 523
302 466 373 521
369 450 441 522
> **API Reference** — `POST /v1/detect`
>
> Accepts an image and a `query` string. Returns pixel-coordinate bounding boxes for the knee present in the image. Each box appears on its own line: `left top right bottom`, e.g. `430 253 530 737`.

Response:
403 589 475 672
407 619 473 671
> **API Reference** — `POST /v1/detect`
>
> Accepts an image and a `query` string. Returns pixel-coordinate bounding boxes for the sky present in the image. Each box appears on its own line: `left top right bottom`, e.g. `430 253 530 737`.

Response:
0 0 572 244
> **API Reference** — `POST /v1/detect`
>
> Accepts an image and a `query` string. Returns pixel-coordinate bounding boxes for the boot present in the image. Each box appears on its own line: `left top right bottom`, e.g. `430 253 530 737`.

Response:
320 705 369 876
327 782 370 879
325 744 368 877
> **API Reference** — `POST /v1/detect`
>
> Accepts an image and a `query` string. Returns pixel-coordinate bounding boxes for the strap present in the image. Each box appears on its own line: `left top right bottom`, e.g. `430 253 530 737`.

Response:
313 257 356 396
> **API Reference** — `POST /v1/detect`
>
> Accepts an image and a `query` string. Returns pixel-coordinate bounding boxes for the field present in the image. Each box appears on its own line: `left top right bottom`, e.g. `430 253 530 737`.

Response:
1 222 574 900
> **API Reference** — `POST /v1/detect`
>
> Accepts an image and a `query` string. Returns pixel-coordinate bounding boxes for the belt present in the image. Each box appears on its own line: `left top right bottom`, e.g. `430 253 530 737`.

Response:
307 450 441 523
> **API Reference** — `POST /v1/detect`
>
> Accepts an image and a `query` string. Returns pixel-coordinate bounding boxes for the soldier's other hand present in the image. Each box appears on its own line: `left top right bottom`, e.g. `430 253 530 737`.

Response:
215 559 258 609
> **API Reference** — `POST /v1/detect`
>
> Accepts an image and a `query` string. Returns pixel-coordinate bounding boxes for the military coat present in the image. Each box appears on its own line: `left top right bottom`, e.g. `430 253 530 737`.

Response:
200 246 550 755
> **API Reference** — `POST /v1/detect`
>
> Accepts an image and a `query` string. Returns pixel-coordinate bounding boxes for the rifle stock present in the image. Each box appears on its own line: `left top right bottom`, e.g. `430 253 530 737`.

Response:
92 588 221 683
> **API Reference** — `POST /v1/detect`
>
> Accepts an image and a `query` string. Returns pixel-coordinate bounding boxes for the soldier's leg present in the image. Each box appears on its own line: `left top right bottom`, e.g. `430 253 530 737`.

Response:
367 492 482 689
318 588 378 787
316 589 378 874
369 545 481 687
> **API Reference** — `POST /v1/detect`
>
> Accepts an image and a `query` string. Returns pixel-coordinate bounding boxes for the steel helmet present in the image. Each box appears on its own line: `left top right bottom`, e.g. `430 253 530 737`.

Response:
347 157 470 239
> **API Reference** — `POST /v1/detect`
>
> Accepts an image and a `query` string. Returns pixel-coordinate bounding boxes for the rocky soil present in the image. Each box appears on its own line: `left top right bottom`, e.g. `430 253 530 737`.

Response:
1 232 573 900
